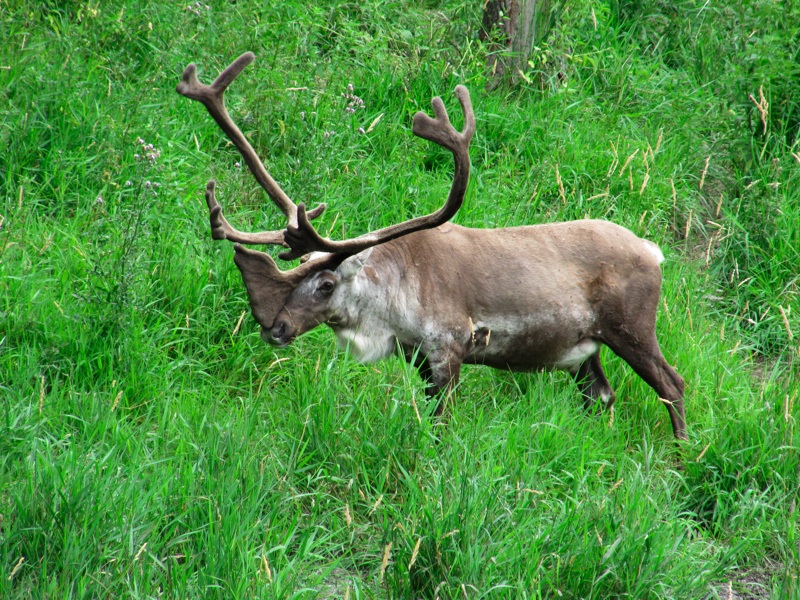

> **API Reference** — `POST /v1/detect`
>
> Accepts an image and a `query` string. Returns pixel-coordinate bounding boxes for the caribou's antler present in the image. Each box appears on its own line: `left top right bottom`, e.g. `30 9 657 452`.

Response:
282 85 475 258
177 52 325 248
178 52 474 261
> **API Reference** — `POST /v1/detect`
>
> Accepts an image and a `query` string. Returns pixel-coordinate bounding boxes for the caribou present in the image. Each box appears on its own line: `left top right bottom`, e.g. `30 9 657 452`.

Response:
177 52 687 441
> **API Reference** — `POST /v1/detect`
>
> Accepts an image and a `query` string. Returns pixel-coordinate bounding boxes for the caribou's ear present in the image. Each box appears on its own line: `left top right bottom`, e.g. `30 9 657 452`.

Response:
337 248 373 282
233 244 298 330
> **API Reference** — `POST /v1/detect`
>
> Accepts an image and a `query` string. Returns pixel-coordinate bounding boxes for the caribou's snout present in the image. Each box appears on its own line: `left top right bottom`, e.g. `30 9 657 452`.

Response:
263 314 297 347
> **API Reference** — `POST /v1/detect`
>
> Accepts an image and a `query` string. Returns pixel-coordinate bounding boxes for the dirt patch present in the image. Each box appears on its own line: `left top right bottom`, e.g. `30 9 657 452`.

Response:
713 560 785 599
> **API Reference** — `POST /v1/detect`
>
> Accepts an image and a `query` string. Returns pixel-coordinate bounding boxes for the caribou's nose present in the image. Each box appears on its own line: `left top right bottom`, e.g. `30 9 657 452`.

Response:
271 320 286 340
263 318 293 347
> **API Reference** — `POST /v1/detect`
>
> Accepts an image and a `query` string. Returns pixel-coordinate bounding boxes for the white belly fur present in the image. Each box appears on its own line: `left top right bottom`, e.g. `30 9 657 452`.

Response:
552 339 600 371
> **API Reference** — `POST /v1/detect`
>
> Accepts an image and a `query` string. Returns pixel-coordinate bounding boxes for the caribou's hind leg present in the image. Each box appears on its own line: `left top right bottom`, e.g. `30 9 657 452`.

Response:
603 332 686 440
573 350 616 413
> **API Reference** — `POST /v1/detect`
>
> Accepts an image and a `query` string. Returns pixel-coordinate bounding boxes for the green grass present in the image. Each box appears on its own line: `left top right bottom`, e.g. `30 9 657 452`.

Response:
1 0 799 598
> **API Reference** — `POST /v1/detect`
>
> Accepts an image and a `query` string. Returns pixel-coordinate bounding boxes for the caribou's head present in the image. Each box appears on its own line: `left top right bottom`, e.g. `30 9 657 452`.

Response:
264 251 370 347
177 52 474 344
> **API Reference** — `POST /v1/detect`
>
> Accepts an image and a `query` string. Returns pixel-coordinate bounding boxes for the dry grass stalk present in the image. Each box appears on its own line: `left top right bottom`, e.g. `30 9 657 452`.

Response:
112 390 123 411
608 405 615 429
37 234 53 255
587 191 609 203
411 394 421 424
705 233 716 265
654 129 663 154
619 149 639 177
435 581 445 599
256 372 269 398
261 553 273 582
344 503 352 527
607 140 619 177
685 209 693 239
408 537 422 570
696 442 711 462
134 542 147 562
369 494 383 516
639 172 650 194
8 556 24 581
778 306 793 340
232 310 246 336
555 164 566 204
328 211 340 238
268 357 289 370
749 85 769 134
443 529 459 538
379 542 392 583
670 178 677 207
699 155 710 190
366 112 384 134
516 68 532 84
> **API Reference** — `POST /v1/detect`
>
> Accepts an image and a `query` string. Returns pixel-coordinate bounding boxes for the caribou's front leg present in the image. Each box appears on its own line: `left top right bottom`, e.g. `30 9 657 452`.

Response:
415 352 463 417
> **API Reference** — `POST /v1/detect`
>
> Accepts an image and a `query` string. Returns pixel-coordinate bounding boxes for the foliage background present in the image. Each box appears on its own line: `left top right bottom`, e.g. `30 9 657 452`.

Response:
1 0 798 598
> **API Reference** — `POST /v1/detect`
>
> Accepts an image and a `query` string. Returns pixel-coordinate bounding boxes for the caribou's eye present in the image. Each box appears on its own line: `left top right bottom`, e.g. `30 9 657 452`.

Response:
318 280 335 295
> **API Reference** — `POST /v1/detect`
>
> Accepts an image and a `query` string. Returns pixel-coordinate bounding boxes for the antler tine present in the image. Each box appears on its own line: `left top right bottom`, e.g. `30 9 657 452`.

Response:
177 53 326 245
204 180 283 243
411 85 475 153
280 85 475 260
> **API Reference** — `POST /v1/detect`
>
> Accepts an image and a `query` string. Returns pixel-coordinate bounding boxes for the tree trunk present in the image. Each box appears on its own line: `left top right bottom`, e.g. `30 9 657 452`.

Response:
480 0 558 89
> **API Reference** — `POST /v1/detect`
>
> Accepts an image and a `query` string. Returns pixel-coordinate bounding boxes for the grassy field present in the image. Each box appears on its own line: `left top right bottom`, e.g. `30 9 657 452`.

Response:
1 0 799 598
